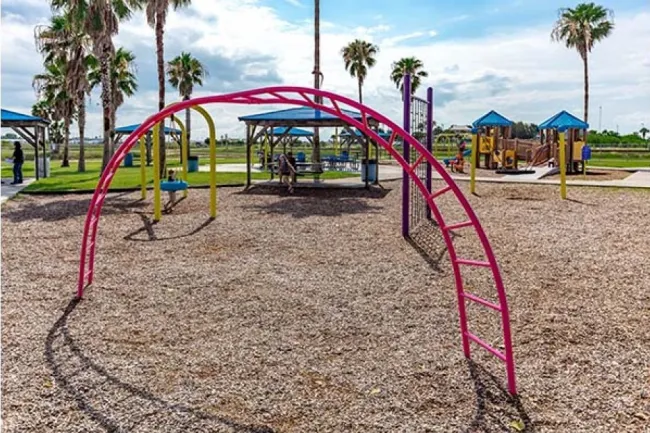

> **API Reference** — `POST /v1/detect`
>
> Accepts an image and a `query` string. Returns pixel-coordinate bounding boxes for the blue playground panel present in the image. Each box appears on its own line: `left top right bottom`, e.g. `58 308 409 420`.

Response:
443 148 472 167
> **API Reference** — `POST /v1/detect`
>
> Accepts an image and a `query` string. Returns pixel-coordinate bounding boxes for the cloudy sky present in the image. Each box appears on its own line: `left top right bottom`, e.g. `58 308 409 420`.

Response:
2 0 649 140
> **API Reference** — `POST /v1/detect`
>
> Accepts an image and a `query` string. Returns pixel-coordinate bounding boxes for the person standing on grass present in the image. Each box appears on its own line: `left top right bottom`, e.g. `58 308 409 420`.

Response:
278 153 295 193
11 141 24 185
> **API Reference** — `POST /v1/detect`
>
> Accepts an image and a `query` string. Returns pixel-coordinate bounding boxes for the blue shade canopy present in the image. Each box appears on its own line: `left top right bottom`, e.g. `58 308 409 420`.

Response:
472 110 513 127
339 128 391 138
115 123 181 134
238 107 369 122
1 109 49 124
270 127 313 137
537 110 589 132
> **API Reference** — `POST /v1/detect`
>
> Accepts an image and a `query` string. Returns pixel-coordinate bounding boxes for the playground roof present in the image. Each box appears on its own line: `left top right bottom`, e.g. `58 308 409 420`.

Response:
537 110 589 132
472 110 513 128
271 126 313 137
1 109 49 127
114 123 181 134
238 107 378 128
339 128 391 138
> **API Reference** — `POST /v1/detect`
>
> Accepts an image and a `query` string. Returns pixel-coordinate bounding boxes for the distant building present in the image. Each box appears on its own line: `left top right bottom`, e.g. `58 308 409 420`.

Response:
448 124 472 133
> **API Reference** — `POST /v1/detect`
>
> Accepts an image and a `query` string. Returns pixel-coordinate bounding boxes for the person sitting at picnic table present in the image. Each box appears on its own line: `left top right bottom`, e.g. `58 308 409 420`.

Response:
287 151 297 183
11 141 24 185
277 153 295 193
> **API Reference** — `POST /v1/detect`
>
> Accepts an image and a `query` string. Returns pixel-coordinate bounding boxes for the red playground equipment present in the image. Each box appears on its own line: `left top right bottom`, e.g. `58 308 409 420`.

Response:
75 84 518 395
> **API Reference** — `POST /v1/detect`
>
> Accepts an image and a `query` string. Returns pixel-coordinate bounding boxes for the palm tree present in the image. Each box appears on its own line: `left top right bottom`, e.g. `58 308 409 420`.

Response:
312 0 322 171
390 57 428 96
341 39 379 104
551 3 614 123
166 52 208 156
639 126 649 140
35 11 93 172
33 59 74 167
89 47 138 155
32 100 64 153
52 0 142 171
143 0 192 176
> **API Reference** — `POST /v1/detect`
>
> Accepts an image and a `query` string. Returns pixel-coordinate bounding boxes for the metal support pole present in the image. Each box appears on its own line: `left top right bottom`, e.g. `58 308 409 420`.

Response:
402 73 411 238
425 87 433 220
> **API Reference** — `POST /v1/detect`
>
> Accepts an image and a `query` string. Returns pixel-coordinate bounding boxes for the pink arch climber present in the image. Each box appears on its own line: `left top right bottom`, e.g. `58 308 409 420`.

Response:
77 86 517 395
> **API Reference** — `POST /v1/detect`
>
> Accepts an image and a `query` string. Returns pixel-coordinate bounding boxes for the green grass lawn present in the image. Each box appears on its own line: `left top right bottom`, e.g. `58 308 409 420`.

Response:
1 159 360 192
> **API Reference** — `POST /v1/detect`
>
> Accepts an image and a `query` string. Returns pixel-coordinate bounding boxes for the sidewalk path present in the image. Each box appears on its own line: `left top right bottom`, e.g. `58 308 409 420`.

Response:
1 179 35 205
203 163 650 190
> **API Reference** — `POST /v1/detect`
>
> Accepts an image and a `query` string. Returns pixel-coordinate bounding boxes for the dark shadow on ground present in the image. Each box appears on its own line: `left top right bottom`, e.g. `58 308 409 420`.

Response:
1 192 147 223
406 219 456 273
464 359 535 432
123 213 214 242
240 187 389 219
44 298 276 433
240 184 391 200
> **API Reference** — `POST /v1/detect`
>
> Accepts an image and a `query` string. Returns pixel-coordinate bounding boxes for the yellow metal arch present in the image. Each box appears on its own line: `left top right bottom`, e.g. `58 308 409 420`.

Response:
152 103 217 221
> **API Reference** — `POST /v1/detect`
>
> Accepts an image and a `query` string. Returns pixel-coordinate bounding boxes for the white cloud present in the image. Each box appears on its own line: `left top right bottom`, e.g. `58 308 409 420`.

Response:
1 0 649 142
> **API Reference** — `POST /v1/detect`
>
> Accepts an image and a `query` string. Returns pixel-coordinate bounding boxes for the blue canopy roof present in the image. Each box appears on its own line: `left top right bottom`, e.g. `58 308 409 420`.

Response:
472 110 513 127
115 123 181 134
1 109 49 124
270 127 313 137
339 128 391 138
538 110 589 132
238 107 370 122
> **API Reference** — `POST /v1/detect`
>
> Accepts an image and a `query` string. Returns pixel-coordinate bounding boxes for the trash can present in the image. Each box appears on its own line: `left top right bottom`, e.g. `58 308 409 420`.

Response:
188 155 199 173
36 157 51 178
124 152 134 167
360 159 377 183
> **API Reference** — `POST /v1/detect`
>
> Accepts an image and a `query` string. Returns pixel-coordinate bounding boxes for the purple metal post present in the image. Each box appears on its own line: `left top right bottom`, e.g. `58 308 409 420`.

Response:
426 87 433 220
402 74 411 237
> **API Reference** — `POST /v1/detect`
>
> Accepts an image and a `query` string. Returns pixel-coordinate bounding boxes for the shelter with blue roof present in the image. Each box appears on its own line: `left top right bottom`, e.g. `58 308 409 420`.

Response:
1 109 50 179
114 123 183 166
538 110 589 174
472 110 515 169
238 107 381 187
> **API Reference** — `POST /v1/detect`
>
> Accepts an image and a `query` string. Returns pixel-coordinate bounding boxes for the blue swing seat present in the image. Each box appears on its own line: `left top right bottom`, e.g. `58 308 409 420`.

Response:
160 180 189 192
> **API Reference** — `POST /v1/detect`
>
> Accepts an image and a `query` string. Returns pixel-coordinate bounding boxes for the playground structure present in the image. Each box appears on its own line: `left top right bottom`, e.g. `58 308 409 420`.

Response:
472 110 520 171
75 78 518 395
538 110 590 175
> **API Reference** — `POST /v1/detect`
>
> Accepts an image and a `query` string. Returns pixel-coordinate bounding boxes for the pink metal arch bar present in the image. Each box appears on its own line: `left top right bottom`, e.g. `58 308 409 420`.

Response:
76 86 517 394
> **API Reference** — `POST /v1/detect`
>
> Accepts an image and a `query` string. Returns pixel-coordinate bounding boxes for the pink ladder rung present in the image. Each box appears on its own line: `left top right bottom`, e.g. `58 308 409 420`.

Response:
429 185 452 201
387 130 398 148
465 331 506 362
462 292 502 311
456 258 491 268
443 220 474 231
408 154 426 175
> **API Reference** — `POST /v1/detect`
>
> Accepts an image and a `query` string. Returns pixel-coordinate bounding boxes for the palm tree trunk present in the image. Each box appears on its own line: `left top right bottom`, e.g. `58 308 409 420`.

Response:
312 0 322 172
100 43 113 172
583 52 589 124
62 115 71 167
110 75 118 156
156 11 166 177
358 77 363 104
77 91 86 172
184 94 191 158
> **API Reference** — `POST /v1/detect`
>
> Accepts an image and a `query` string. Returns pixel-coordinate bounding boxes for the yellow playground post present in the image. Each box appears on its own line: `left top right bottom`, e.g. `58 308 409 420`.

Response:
139 136 147 200
152 103 218 222
170 115 189 198
559 131 567 199
470 129 478 194
153 123 162 221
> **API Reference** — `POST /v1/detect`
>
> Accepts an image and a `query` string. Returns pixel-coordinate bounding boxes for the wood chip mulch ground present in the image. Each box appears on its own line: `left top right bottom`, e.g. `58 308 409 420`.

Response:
544 169 633 181
1 181 649 432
